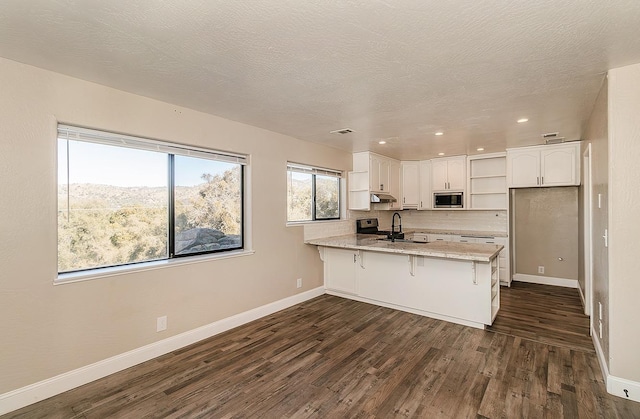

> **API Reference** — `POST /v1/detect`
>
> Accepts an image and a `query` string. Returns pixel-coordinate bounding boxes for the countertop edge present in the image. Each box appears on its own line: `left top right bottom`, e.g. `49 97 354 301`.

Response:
306 234 503 262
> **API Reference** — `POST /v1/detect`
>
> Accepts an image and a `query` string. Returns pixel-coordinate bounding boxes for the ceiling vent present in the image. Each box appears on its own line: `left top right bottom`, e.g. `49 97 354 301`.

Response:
545 137 566 145
542 132 560 138
329 128 353 135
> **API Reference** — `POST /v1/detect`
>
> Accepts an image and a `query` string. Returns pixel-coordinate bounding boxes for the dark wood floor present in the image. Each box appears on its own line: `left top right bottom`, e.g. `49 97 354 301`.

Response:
487 282 594 352
5 292 640 418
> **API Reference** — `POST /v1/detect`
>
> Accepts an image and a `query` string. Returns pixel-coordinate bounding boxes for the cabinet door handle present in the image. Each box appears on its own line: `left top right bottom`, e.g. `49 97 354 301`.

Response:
536 176 539 185
380 184 384 190
353 254 356 263
420 201 423 208
541 176 544 185
403 197 406 203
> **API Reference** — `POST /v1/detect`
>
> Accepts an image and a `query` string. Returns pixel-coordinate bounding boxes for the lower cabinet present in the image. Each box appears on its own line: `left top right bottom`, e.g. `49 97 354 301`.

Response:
455 235 511 286
322 247 497 328
323 248 361 294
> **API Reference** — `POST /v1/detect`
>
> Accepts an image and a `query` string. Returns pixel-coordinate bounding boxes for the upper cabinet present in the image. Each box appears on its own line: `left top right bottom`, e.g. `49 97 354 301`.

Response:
418 160 432 210
348 152 401 210
387 160 402 210
370 154 391 193
401 161 420 209
431 156 466 192
506 142 580 188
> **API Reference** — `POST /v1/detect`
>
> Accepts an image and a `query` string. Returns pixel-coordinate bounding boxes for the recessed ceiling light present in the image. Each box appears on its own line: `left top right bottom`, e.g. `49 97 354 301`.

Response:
438 152 445 156
517 118 529 123
378 140 386 145
435 132 444 136
477 147 485 151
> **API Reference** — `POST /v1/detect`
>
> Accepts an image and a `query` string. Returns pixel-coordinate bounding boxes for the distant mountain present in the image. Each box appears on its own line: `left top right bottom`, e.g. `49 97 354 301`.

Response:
58 183 204 209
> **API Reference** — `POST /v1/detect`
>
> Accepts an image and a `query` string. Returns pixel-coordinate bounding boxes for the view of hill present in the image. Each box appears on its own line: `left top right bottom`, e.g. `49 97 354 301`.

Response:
58 168 335 272
57 183 201 209
58 168 242 272
287 174 339 221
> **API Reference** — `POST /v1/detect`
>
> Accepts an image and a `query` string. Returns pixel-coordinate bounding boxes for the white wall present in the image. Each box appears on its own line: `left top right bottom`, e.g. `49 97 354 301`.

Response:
0 57 351 394
608 63 640 382
583 77 609 362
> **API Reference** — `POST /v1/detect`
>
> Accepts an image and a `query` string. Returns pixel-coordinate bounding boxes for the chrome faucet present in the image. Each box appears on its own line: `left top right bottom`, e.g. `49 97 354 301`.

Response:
391 212 402 241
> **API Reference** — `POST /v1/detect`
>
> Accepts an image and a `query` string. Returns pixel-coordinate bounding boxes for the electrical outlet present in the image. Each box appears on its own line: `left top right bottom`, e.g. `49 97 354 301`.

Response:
157 315 167 332
296 278 302 288
538 266 545 274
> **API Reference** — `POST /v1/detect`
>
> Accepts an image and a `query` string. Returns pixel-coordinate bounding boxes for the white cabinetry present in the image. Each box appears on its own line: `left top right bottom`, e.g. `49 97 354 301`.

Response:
453 235 511 286
348 152 401 210
418 160 432 210
370 154 390 193
321 247 499 328
347 171 370 210
388 160 402 210
428 233 451 242
402 161 420 209
467 153 507 209
506 142 580 188
323 248 361 294
432 156 466 192
493 237 510 286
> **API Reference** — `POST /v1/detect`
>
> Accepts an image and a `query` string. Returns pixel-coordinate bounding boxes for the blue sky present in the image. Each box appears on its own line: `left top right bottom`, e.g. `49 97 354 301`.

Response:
58 140 232 187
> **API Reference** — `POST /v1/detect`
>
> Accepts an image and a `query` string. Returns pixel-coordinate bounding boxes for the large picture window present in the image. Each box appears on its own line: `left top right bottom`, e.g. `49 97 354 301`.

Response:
58 125 246 274
287 163 341 222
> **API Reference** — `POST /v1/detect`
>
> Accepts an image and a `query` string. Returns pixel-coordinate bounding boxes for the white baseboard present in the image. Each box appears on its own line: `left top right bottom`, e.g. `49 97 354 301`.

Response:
592 326 610 387
608 375 640 403
592 326 640 403
0 287 325 416
577 283 586 310
513 273 578 288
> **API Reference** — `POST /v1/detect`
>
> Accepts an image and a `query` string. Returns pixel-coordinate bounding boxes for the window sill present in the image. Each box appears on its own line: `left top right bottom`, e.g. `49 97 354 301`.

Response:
286 219 346 227
55 249 255 285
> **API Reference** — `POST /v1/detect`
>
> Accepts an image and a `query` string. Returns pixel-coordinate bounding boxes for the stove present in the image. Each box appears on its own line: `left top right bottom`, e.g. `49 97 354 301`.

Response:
356 218 403 238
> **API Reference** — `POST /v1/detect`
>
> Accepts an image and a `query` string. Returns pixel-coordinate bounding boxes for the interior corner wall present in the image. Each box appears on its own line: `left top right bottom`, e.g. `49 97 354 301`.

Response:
513 187 579 280
583 76 609 364
607 62 640 383
0 57 351 395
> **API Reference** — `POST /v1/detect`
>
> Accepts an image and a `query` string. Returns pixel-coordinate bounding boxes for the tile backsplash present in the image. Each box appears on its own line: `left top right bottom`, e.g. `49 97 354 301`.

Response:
303 220 354 241
398 210 507 233
305 209 507 241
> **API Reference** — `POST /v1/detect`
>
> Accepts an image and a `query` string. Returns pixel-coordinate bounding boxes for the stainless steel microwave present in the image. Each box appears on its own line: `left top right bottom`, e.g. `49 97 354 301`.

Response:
434 192 464 208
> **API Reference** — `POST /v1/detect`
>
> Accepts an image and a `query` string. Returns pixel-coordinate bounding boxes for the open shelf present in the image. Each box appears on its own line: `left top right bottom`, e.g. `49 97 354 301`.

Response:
348 171 371 210
467 153 507 210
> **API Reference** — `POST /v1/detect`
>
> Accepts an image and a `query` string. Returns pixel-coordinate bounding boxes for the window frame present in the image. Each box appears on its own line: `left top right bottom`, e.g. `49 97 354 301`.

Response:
169 154 245 259
57 124 248 276
286 162 342 223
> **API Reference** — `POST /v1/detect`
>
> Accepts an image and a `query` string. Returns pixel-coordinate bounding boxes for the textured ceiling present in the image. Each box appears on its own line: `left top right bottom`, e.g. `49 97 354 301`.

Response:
1 0 640 159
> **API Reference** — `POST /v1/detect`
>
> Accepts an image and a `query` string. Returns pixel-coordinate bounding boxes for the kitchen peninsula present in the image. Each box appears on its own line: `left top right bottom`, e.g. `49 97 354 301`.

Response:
307 234 503 329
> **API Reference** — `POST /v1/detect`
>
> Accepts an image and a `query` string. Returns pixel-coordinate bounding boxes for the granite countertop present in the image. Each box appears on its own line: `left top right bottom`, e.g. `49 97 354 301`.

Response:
379 228 508 238
306 234 503 262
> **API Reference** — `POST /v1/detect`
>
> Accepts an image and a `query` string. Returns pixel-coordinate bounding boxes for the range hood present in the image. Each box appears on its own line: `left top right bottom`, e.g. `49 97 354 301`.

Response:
371 193 397 203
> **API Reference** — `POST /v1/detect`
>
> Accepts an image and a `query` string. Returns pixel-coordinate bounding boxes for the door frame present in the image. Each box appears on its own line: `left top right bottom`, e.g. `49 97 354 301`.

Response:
583 144 593 323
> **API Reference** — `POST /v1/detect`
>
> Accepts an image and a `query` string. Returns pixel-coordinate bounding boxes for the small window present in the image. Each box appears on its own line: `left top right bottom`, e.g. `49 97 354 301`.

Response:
58 125 247 274
287 163 342 222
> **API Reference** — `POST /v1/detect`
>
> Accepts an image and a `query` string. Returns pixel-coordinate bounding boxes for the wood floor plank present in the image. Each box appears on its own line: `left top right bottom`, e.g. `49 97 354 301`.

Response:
487 282 593 352
4 293 639 419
